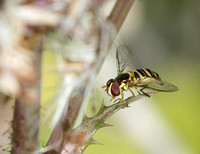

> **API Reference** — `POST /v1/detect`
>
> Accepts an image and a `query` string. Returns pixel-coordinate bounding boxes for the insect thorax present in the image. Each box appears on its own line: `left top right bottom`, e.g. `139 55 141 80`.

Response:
114 73 130 85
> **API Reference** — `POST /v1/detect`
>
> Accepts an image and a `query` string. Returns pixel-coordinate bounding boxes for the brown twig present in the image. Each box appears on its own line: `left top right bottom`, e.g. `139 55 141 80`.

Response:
108 0 135 32
11 37 43 153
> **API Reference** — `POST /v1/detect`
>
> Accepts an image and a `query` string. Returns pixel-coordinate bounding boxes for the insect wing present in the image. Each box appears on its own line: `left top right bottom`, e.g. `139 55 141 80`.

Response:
116 45 135 75
146 80 179 92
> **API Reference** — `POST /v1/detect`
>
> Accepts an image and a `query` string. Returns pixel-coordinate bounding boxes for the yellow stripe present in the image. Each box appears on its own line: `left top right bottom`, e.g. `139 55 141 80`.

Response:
135 70 143 78
153 72 158 78
143 68 152 77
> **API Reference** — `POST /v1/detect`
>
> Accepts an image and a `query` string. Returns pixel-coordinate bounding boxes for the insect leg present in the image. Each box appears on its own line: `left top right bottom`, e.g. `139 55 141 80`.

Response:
128 88 135 97
140 87 150 97
121 90 124 100
102 85 112 96
110 96 116 102
112 90 124 103
135 87 142 95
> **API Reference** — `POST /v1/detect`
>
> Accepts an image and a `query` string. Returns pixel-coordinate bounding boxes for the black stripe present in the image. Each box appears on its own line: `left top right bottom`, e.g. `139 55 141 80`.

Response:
136 69 146 78
154 72 160 79
141 69 150 77
134 71 140 80
145 68 156 78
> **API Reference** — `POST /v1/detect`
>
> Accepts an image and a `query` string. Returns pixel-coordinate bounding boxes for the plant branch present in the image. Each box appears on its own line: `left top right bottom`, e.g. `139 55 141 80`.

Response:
11 39 43 153
108 0 135 32
62 92 158 153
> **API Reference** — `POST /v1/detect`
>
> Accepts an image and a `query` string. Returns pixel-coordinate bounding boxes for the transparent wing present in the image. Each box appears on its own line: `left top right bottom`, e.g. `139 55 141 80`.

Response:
116 44 135 75
146 80 179 92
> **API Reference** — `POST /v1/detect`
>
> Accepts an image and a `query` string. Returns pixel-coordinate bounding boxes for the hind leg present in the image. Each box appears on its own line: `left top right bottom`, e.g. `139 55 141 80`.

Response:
140 87 150 97
135 87 142 95
134 85 150 97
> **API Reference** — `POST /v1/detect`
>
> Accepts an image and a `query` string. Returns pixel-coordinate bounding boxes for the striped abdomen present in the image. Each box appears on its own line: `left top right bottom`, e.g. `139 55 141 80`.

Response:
133 68 160 81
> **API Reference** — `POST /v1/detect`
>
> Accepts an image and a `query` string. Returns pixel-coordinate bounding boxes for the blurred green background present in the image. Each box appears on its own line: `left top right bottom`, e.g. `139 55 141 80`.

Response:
86 0 200 154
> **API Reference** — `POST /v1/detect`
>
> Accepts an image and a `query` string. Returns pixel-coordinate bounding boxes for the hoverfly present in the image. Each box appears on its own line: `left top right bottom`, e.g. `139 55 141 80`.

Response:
102 45 178 102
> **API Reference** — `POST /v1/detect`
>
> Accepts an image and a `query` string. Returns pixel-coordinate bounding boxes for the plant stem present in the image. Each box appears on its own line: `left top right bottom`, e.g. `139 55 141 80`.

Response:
108 0 135 31
11 45 42 153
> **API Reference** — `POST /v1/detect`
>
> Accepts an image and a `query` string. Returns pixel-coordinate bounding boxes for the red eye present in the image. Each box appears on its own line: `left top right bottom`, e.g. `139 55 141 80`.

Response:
111 81 120 96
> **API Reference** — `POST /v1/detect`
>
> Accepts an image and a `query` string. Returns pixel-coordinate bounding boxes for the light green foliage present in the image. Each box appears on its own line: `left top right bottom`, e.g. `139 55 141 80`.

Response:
155 62 200 154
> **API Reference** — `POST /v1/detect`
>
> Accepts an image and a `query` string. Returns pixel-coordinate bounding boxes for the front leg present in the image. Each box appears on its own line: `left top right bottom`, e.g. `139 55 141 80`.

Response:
102 85 112 96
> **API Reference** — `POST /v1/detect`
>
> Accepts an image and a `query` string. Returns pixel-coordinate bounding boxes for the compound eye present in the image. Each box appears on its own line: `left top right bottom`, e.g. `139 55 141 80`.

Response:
111 81 120 96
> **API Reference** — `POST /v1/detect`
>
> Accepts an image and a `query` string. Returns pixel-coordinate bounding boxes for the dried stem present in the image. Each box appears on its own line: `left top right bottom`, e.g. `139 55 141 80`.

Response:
11 40 43 153
46 85 86 153
108 0 135 31
12 98 40 153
